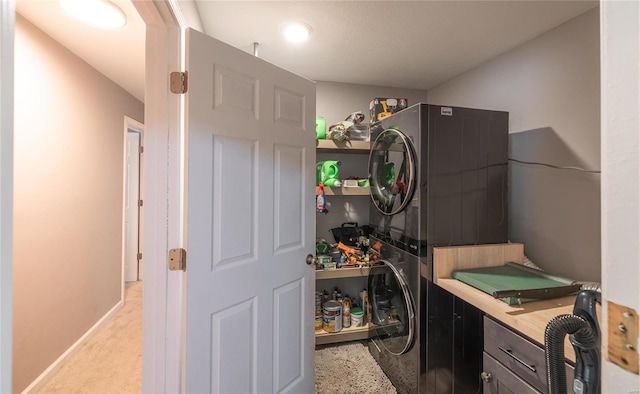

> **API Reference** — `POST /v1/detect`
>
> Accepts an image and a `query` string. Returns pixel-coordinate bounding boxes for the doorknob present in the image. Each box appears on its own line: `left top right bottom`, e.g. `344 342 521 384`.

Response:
306 254 317 266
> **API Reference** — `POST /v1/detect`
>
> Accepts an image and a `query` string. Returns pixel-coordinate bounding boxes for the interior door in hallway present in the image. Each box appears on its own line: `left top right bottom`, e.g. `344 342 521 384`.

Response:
183 28 316 393
125 130 140 282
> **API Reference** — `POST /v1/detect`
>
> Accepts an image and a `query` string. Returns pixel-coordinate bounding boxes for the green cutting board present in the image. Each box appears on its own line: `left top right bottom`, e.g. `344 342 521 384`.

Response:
452 262 578 305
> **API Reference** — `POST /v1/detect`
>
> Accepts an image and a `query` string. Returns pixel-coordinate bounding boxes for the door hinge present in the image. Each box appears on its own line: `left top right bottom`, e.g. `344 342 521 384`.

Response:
169 248 187 271
138 199 143 207
137 252 142 261
170 71 188 94
138 146 144 154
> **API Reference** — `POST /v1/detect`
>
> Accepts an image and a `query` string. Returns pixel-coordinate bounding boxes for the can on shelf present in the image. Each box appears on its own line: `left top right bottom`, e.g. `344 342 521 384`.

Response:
315 291 323 331
351 307 364 327
322 300 342 333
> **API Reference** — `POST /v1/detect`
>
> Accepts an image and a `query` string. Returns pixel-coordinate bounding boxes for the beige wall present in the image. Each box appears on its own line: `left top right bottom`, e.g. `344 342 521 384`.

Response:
427 9 600 282
13 15 144 392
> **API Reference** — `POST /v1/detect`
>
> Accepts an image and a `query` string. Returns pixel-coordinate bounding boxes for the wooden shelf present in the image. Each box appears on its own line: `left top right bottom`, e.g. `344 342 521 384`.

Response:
315 323 371 346
316 139 370 153
314 137 371 347
322 187 369 196
316 266 370 280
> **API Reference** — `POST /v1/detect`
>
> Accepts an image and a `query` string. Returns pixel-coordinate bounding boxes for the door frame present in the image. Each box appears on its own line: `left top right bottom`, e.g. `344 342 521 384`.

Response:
131 1 183 392
122 116 144 287
0 1 14 392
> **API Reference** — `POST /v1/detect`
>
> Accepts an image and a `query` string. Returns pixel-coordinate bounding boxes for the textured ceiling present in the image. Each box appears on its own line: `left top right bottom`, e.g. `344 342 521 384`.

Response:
195 0 597 91
15 1 598 103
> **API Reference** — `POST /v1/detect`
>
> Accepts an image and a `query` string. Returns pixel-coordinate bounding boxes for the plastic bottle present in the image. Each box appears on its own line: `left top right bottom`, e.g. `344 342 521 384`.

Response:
342 295 351 328
360 288 369 325
316 182 328 214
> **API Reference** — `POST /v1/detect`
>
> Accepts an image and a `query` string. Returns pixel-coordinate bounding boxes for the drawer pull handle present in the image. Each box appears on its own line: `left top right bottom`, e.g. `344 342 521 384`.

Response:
498 346 537 373
480 371 492 383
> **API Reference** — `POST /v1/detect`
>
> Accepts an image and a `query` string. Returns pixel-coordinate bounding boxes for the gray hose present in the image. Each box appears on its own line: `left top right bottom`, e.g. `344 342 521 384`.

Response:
544 314 594 394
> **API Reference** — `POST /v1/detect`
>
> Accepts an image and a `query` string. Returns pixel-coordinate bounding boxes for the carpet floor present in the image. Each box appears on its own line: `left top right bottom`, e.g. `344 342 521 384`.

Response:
32 281 142 394
31 282 394 394
315 342 396 394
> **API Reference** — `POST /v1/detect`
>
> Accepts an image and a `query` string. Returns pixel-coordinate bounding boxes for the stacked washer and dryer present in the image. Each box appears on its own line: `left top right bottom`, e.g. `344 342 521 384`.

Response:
366 103 509 393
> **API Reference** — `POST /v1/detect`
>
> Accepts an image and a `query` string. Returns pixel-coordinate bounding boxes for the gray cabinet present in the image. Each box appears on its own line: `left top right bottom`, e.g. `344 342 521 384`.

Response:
483 353 539 394
482 316 574 394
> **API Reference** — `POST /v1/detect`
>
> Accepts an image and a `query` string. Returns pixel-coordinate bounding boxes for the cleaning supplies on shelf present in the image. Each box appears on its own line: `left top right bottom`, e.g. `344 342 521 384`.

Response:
316 182 328 214
316 160 342 187
342 296 351 328
316 116 326 139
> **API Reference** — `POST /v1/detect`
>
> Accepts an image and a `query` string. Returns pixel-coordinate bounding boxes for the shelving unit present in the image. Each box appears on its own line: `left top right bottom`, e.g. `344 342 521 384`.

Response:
315 323 371 346
316 139 370 152
322 187 370 196
316 137 372 345
316 266 370 280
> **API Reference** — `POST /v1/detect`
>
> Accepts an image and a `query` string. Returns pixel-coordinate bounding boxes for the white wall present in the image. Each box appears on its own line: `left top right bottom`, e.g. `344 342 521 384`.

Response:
13 15 144 392
427 8 600 282
601 0 640 390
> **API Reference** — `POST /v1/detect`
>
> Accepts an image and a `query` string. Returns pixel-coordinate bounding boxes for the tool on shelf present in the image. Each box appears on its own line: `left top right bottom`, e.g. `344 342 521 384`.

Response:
337 242 365 267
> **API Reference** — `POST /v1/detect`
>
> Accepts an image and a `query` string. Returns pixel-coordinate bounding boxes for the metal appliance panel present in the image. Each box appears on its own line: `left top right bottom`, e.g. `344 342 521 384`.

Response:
368 238 421 394
368 104 509 394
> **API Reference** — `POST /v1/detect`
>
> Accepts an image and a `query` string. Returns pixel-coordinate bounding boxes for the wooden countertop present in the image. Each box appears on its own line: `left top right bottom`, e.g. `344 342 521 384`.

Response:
434 243 579 363
437 277 577 363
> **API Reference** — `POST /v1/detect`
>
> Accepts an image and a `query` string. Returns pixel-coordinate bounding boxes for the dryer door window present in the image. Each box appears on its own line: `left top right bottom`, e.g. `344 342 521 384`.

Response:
369 128 417 216
368 260 416 355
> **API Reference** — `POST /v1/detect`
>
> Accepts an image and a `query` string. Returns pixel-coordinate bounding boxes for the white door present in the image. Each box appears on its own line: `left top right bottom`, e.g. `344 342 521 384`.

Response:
125 130 141 282
183 28 316 393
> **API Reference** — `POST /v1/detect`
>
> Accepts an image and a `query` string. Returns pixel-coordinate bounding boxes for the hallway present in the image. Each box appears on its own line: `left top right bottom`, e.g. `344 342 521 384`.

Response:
33 282 142 393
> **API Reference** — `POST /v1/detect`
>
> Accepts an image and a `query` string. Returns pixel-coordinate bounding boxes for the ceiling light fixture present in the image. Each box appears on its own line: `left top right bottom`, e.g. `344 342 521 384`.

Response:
59 0 127 28
283 22 312 44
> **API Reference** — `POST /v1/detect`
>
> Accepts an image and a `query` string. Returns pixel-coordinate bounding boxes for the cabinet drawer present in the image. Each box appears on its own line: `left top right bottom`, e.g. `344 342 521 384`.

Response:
484 316 574 393
482 352 540 394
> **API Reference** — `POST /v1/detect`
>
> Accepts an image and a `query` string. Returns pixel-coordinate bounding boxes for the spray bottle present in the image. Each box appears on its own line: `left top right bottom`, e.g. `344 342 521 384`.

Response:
316 182 328 214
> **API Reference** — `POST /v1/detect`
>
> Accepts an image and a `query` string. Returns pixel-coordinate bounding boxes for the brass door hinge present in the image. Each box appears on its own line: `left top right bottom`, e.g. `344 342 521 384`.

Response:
138 146 144 154
169 248 187 271
170 71 188 94
137 252 142 261
138 199 143 207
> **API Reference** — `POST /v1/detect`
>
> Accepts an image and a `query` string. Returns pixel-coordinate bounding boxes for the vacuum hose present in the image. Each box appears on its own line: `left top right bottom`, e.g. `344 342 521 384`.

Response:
545 313 599 394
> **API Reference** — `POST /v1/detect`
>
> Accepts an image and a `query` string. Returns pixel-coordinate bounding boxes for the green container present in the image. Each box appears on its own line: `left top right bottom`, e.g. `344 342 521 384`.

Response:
351 307 364 327
316 160 341 187
316 116 326 139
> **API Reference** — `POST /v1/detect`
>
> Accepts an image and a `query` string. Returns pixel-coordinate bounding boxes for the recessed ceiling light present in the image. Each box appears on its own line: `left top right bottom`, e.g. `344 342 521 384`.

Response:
59 0 127 28
283 22 312 43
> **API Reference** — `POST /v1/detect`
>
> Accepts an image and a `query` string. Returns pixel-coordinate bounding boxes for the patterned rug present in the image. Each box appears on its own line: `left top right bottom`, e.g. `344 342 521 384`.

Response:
315 341 397 394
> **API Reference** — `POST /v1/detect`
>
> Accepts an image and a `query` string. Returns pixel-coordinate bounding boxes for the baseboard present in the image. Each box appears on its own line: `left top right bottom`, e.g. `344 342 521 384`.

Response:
21 299 125 393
